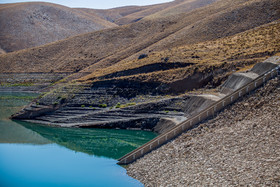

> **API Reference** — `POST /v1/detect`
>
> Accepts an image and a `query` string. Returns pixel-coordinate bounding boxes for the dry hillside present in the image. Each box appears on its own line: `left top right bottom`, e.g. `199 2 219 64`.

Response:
79 0 185 25
79 0 280 80
91 0 217 25
1 0 278 74
139 0 280 51
145 0 217 20
81 20 280 86
77 6 149 24
0 2 117 52
113 0 185 25
0 18 183 73
0 0 279 93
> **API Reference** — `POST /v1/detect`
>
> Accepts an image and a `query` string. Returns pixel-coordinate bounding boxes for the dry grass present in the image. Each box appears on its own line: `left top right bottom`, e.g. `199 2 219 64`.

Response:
80 20 280 84
1 0 279 90
79 0 280 77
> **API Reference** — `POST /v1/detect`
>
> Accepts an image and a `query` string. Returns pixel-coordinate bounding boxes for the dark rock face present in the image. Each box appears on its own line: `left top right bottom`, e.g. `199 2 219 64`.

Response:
99 62 194 80
168 72 214 93
91 79 162 98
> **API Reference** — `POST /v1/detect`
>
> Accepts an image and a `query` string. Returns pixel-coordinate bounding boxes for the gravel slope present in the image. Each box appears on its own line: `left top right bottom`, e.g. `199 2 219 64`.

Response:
127 77 280 186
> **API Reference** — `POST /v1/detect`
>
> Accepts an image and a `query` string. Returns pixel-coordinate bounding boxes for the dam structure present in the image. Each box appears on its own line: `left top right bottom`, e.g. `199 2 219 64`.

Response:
118 56 280 165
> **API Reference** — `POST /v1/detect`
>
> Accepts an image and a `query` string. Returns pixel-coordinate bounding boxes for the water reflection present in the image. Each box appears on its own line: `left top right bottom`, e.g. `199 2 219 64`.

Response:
0 92 146 186
16 121 157 159
0 121 51 145
0 92 51 145
0 92 157 159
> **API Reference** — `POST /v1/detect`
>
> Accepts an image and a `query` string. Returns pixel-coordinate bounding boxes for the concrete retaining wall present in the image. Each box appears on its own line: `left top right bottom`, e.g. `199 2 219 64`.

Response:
118 56 280 165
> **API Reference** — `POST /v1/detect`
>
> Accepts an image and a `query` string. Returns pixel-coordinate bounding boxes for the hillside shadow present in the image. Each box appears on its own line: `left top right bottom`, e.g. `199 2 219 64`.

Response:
100 62 194 79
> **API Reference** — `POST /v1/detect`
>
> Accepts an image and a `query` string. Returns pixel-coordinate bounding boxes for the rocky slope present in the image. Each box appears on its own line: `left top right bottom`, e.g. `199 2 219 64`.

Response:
127 76 280 186
0 2 117 52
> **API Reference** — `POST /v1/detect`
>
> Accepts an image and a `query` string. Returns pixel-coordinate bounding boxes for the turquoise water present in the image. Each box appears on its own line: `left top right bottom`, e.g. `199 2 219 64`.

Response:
0 92 157 187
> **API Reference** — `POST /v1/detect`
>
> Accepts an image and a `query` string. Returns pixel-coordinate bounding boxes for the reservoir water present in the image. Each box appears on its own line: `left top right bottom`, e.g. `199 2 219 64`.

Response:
0 92 157 186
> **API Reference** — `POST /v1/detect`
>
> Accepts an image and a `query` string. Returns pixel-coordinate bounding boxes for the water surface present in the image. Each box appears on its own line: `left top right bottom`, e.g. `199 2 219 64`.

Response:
0 92 157 186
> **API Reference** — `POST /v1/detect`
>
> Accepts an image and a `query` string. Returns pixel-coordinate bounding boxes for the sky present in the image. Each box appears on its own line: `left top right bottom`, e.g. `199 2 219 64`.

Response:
0 0 173 9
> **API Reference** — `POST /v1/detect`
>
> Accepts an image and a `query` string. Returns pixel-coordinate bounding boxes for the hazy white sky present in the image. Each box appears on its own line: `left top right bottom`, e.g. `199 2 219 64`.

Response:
0 0 173 9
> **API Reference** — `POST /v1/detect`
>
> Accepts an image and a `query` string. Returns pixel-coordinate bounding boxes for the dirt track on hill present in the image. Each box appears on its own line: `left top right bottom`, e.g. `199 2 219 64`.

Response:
127 77 280 186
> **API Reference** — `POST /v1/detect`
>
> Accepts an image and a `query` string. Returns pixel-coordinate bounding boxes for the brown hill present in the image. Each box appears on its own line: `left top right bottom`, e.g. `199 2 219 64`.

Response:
116 0 217 25
0 2 117 53
145 0 217 19
79 0 280 77
139 0 280 52
77 6 149 24
0 0 279 84
0 17 180 73
113 0 184 25
77 0 195 25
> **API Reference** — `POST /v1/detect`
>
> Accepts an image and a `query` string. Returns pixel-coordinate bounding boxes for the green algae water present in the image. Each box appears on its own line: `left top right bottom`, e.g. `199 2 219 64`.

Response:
0 92 157 187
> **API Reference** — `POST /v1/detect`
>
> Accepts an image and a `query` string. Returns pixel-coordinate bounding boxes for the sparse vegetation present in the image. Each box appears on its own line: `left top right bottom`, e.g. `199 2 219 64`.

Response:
0 82 34 87
98 104 107 108
115 102 136 108
115 102 121 108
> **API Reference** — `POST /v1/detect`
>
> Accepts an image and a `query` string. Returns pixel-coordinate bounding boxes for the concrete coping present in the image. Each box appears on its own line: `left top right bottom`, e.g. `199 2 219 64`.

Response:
235 72 259 79
198 94 222 101
264 56 280 64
